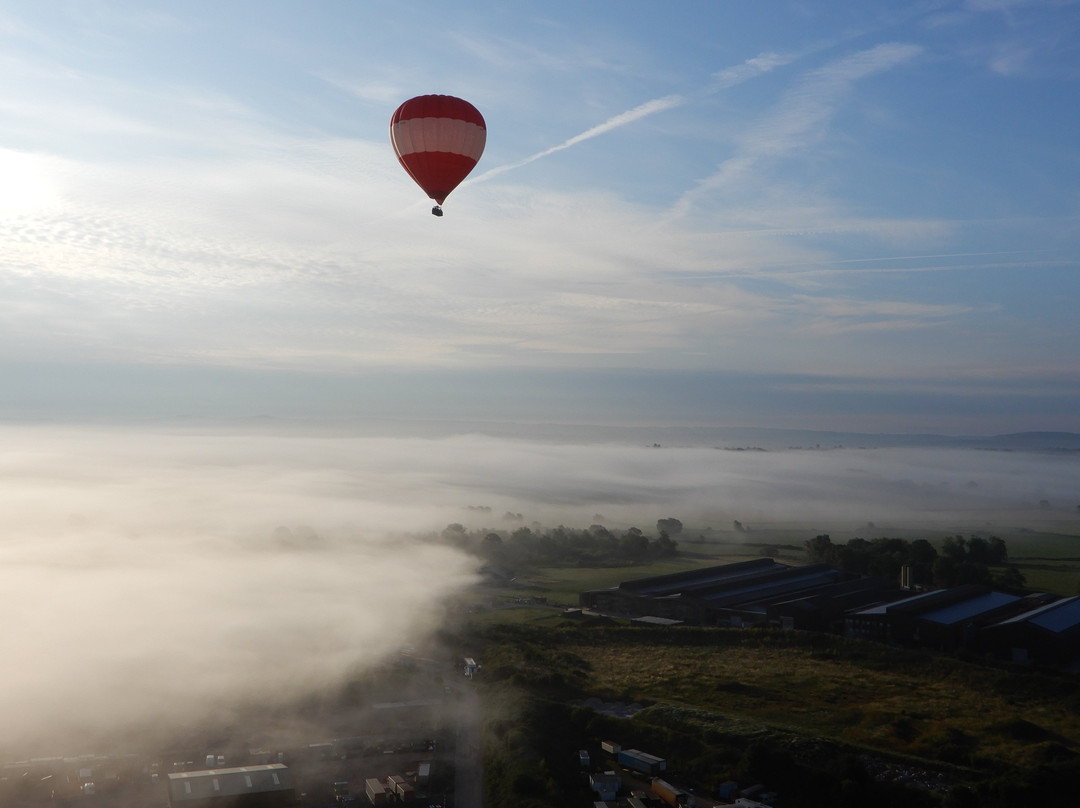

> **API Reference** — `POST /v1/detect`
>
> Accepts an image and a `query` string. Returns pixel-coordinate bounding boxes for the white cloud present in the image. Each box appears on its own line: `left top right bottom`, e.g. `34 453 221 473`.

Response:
0 148 61 213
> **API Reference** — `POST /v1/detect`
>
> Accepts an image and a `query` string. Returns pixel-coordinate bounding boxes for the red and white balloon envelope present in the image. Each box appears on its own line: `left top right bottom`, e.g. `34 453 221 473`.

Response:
390 94 487 216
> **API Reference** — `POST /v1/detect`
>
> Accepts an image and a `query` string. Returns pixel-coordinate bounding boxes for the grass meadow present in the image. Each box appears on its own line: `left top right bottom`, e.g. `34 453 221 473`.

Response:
558 627 1080 773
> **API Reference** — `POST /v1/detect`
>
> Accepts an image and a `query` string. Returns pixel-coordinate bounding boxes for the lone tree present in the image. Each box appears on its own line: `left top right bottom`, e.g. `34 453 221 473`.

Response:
657 517 683 536
805 534 834 563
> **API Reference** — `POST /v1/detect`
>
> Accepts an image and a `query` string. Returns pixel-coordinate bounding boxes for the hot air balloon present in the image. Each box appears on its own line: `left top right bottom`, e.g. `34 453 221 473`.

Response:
390 94 486 216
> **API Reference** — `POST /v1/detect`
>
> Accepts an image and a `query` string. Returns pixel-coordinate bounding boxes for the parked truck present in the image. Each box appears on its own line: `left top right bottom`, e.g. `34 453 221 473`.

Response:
618 748 666 775
651 777 689 807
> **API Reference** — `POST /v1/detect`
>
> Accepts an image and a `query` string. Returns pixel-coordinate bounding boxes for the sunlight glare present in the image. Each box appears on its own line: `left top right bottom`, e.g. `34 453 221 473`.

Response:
0 149 57 213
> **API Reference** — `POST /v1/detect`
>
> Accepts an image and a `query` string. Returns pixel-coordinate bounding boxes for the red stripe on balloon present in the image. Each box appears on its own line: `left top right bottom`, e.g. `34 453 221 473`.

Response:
396 152 479 204
390 95 486 129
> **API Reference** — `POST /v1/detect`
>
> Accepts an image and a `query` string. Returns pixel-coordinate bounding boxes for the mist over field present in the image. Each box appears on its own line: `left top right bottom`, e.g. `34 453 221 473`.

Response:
1 422 1077 758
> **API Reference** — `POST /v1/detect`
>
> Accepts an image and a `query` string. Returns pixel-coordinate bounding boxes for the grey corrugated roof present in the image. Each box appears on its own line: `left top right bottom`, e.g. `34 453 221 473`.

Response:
168 764 293 802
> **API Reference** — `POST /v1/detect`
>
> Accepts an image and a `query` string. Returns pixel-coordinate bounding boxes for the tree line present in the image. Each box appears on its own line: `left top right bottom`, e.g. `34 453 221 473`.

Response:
441 520 680 568
804 533 1026 592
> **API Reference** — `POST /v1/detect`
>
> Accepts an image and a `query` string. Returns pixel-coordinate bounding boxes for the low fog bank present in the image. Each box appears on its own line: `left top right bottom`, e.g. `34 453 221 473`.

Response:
0 424 1076 757
345 427 1077 530
0 425 484 758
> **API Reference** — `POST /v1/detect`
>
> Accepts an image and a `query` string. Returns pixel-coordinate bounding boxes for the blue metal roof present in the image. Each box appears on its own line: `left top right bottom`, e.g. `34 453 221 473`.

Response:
852 589 941 616
625 558 786 596
922 591 1019 625
1029 597 1080 633
699 567 839 606
993 596 1080 632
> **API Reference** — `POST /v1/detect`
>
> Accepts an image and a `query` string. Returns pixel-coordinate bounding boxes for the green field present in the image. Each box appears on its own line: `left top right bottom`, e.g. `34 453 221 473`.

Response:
463 547 770 626
507 549 769 604
1000 530 1080 595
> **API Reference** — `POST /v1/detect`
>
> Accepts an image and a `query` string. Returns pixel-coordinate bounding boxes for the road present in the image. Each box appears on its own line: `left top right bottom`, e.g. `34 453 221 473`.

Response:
452 679 483 808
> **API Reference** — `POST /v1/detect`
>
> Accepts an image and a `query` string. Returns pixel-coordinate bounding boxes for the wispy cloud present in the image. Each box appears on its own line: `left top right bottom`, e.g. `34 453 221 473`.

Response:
708 51 799 91
795 293 974 328
315 70 408 105
964 0 1058 11
668 43 924 220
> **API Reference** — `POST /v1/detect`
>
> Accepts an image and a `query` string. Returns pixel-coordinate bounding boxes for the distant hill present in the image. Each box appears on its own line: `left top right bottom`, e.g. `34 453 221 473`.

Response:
131 416 1080 452
453 422 1080 451
420 423 1080 451
946 431 1080 451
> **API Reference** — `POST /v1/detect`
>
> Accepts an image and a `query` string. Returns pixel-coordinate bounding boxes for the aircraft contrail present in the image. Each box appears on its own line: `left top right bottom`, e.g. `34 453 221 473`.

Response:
468 95 684 184
465 46 808 189
467 48 803 187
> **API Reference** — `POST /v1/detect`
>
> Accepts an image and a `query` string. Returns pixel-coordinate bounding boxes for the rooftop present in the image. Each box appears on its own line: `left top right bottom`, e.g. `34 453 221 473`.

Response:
922 591 1020 626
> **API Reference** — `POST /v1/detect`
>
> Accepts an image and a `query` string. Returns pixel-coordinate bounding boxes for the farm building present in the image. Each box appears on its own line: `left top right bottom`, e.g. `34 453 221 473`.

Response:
845 586 1054 651
166 764 294 808
583 557 902 626
581 558 788 621
580 558 890 627
981 595 1080 664
580 558 1080 668
764 574 899 632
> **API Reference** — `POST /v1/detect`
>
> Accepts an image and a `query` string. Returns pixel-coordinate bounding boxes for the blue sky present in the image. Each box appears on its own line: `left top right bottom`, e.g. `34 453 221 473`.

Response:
1 0 1078 433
